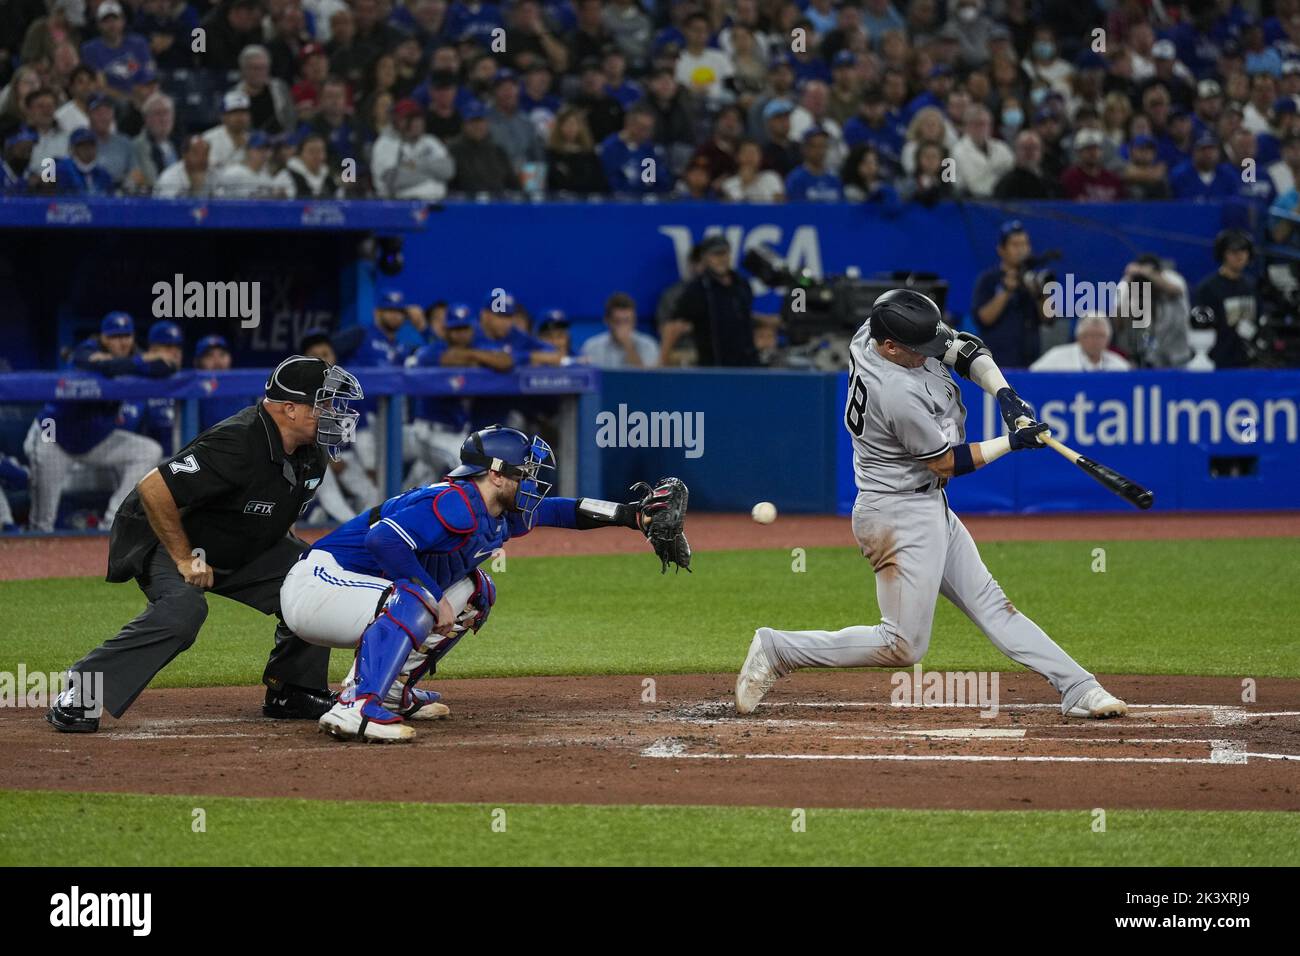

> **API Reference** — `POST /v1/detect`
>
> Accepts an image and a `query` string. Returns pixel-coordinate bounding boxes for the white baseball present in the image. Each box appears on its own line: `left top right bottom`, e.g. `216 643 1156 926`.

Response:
751 501 777 525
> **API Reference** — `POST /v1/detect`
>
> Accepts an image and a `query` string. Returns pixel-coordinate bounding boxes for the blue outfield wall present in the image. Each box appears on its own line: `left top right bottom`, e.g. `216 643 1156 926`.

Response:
589 369 1300 514
393 199 1247 328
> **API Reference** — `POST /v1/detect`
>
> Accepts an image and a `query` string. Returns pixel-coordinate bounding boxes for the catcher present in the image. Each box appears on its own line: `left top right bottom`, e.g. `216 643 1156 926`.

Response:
279 424 690 742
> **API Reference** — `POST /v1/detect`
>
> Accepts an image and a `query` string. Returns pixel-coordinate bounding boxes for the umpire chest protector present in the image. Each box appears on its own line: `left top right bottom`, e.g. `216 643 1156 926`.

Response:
107 403 327 581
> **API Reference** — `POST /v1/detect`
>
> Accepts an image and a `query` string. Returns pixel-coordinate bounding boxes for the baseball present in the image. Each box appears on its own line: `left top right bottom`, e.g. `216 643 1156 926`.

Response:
751 501 777 525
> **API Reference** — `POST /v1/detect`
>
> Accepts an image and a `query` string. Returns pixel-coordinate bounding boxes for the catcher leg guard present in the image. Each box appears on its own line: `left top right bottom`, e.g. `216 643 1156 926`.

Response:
319 581 436 742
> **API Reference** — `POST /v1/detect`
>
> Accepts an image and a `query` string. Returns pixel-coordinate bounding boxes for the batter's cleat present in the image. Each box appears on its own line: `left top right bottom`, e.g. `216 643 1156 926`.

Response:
45 702 100 734
263 684 336 720
319 699 415 743
1065 686 1128 719
389 685 450 721
735 629 781 715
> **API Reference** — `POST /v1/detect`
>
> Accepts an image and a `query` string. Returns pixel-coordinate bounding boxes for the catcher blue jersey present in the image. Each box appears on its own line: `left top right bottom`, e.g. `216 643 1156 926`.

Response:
311 479 577 601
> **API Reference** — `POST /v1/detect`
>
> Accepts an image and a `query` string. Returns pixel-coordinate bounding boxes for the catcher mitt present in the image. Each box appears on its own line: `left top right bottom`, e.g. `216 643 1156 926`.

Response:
630 476 692 573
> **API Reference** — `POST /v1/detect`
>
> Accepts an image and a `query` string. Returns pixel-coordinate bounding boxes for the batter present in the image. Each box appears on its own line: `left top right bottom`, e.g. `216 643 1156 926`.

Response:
735 289 1127 719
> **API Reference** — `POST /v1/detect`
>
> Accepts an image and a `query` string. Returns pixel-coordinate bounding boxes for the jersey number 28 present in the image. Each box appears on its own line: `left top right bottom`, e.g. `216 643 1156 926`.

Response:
845 373 868 437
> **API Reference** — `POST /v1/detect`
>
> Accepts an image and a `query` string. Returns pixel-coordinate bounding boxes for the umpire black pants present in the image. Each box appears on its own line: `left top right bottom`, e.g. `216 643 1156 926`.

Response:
72 538 329 719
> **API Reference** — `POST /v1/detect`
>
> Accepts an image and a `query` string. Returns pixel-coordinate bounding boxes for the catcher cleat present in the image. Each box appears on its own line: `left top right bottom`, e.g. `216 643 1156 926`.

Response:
389 685 450 720
319 698 415 743
1065 686 1128 719
735 629 781 715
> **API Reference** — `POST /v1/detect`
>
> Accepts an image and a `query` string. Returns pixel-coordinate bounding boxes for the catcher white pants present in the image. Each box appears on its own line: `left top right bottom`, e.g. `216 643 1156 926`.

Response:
281 549 475 649
759 488 1100 714
24 422 162 532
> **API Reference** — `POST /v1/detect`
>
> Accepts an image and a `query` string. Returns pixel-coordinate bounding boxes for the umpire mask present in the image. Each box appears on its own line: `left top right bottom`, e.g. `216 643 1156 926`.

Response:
265 356 364 462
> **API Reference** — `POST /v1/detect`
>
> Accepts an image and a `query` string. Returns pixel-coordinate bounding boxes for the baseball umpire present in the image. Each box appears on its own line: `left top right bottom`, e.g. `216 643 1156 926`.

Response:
46 355 365 733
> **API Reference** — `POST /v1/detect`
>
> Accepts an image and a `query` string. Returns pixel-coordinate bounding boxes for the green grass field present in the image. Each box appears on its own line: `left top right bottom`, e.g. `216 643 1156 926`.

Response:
2 791 1297 867
2 538 1297 866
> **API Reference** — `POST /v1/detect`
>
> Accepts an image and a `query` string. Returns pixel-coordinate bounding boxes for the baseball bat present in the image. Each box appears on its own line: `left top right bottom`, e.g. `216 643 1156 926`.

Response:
1039 433 1155 510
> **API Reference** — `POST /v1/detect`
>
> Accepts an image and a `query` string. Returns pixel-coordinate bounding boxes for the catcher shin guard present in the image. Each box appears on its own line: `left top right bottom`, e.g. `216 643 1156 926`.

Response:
352 581 438 727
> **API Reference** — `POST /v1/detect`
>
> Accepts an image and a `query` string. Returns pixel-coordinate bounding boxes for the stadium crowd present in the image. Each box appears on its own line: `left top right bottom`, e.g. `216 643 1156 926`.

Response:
1 0 1300 202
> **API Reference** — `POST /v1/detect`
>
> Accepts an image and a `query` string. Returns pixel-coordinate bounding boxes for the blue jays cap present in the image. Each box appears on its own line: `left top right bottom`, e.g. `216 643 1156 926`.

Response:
461 100 487 120
379 289 406 310
1194 131 1220 149
247 130 271 148
195 334 229 358
101 311 134 335
482 289 516 313
69 127 96 146
4 126 38 148
801 124 830 142
999 219 1028 241
1130 133 1157 150
538 308 568 332
445 302 473 329
148 320 183 346
195 330 228 356
832 50 856 68
1275 96 1298 116
88 93 113 111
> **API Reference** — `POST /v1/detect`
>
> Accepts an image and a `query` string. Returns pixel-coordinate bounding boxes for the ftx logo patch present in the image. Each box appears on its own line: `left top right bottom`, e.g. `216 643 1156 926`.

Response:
244 500 275 516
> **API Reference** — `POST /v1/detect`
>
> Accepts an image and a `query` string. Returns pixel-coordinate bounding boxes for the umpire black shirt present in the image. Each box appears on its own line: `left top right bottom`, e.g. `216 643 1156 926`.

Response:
106 403 327 582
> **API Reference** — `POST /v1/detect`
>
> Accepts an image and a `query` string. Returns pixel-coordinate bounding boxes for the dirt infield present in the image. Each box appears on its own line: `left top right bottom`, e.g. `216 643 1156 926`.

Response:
2 511 1299 581
3 673 1297 810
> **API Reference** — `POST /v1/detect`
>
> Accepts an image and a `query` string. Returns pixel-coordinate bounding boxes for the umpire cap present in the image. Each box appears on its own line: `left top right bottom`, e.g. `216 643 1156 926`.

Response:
867 289 953 358
265 355 331 402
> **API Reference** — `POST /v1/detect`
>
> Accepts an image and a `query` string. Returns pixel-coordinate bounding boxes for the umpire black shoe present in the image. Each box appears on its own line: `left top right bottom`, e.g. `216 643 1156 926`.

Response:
263 684 336 720
45 702 100 733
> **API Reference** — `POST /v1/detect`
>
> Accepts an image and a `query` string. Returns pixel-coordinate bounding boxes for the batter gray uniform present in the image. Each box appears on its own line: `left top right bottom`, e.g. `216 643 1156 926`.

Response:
759 321 1102 714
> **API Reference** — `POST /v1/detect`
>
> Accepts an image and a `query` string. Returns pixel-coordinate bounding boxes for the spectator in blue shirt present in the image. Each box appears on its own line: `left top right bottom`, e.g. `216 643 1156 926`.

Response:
1170 133 1242 198
843 88 904 173
80 1 154 96
599 104 673 194
971 220 1044 369
861 0 907 45
785 127 844 201
54 128 116 196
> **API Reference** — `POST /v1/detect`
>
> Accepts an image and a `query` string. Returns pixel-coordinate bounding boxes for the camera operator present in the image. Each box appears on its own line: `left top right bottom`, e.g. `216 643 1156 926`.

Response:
673 235 759 367
1193 229 1258 368
1116 253 1193 367
971 220 1048 368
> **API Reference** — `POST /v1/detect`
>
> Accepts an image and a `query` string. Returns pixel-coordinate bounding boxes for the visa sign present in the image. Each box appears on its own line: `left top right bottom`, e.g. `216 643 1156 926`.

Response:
658 224 824 294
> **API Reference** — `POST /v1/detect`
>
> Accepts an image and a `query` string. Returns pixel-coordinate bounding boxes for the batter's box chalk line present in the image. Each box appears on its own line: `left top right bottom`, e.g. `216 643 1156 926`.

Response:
639 703 1300 765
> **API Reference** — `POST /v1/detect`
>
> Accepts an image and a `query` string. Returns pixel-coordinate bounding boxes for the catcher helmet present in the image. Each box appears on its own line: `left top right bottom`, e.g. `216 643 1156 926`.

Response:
447 425 554 526
867 288 953 358
1213 228 1254 264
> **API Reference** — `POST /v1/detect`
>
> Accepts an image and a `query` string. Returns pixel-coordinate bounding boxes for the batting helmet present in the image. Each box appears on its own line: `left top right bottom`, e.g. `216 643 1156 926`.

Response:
447 425 554 526
867 288 953 358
